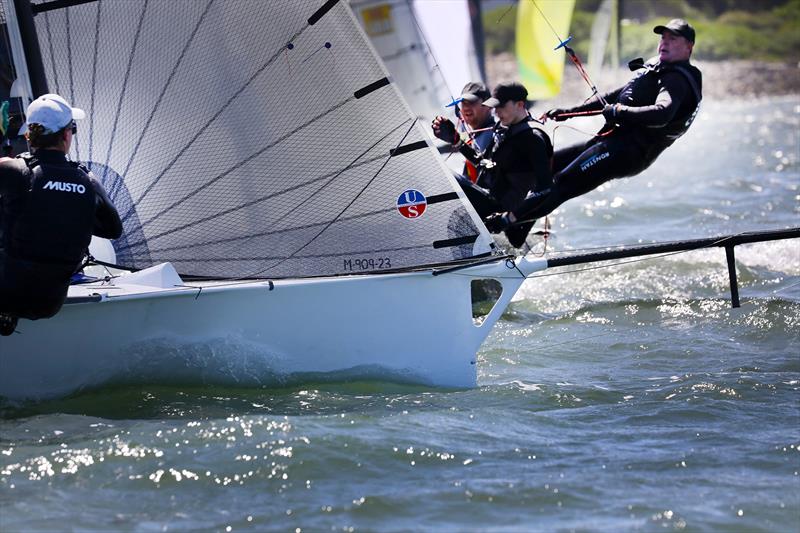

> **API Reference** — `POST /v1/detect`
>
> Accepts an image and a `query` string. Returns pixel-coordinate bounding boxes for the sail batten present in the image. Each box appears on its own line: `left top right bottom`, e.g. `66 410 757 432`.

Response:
29 0 493 278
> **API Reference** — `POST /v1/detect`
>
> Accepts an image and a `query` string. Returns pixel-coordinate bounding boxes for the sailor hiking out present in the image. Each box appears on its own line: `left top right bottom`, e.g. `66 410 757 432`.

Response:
487 19 703 242
0 93 122 336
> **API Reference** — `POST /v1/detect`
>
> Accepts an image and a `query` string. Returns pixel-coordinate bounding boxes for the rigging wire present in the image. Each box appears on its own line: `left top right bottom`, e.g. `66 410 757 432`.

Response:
403 0 455 104
0 3 18 155
527 0 608 107
208 118 422 284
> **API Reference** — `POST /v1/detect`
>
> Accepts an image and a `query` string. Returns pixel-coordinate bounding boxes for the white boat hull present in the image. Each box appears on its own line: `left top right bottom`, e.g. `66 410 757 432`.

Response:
0 257 546 401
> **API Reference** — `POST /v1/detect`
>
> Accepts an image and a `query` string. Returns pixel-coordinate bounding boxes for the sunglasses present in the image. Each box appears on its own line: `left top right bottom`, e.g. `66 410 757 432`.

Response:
71 120 77 135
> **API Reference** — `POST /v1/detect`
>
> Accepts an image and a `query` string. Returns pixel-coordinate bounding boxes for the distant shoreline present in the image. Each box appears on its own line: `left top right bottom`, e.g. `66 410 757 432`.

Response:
486 53 800 104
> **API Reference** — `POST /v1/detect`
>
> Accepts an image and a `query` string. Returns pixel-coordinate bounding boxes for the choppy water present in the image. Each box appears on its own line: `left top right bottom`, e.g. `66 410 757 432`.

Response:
2 97 799 532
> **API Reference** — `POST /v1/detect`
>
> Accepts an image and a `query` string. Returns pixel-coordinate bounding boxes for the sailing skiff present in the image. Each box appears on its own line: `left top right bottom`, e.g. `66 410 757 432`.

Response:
0 0 541 400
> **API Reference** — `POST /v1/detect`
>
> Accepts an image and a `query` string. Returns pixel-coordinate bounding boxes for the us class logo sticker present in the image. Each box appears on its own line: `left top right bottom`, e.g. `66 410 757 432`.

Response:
396 189 427 219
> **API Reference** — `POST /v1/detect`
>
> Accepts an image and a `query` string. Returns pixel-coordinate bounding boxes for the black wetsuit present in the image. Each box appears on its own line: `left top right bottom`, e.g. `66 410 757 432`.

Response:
514 57 702 221
457 117 553 219
0 150 122 319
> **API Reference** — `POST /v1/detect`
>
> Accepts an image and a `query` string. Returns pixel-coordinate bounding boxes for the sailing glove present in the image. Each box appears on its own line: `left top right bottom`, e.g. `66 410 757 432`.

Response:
484 212 512 233
432 117 458 144
603 103 621 121
544 108 570 122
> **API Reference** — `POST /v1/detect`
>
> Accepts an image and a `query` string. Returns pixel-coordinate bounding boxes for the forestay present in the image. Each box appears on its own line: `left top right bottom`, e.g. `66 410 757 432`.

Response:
29 0 493 279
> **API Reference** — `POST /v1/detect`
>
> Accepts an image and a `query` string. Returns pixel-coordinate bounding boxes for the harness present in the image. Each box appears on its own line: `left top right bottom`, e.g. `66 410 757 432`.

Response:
621 58 703 141
8 152 96 266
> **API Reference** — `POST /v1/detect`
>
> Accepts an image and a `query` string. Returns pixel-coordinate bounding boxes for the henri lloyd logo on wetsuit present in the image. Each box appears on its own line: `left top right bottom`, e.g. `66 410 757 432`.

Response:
42 180 87 194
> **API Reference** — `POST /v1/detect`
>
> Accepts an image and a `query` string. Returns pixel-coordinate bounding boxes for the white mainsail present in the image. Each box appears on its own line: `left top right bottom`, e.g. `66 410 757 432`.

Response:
33 0 493 279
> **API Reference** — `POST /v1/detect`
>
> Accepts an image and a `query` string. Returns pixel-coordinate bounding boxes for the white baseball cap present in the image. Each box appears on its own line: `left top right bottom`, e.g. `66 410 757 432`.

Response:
20 93 86 135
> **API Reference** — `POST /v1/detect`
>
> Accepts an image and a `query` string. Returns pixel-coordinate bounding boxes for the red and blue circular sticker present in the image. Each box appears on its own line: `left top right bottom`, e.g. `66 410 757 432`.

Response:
396 189 427 219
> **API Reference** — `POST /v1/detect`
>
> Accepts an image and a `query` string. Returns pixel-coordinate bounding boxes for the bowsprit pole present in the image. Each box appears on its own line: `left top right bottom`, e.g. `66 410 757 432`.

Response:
530 0 607 106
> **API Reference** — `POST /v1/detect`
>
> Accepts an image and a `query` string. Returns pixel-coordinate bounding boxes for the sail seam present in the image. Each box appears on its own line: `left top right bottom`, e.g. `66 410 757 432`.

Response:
241 118 419 278
101 0 149 181
120 23 311 223
128 95 358 235
42 11 59 93
251 120 416 245
125 243 438 263
112 0 216 200
88 0 100 161
120 153 387 251
136 202 413 255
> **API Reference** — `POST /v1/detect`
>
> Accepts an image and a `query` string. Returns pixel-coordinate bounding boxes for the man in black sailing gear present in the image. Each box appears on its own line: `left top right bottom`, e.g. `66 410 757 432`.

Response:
432 82 496 184
0 93 122 336
487 19 702 240
435 82 553 248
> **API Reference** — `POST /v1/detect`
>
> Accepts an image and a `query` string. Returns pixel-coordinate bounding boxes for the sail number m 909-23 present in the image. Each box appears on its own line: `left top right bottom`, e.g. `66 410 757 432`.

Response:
343 257 392 271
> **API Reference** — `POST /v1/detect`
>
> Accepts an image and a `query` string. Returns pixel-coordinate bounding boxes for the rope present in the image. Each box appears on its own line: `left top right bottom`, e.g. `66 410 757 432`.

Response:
529 0 607 105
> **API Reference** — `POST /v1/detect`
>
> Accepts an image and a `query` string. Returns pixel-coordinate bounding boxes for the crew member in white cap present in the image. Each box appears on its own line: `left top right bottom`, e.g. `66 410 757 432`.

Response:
0 93 122 335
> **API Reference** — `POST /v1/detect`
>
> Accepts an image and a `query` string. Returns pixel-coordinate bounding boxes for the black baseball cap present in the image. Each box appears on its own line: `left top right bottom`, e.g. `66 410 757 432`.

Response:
654 18 695 44
482 81 528 108
459 82 491 103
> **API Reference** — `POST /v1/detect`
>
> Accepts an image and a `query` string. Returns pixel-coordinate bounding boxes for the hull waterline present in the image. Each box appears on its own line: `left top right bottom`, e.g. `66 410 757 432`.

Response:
1 257 546 401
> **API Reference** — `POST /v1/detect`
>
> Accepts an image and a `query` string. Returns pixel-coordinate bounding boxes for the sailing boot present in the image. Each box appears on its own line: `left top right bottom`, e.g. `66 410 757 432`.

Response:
504 220 536 248
0 314 18 336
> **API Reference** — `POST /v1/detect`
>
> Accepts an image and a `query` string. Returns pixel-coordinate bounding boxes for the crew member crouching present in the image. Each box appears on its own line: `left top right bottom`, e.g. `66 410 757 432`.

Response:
0 93 122 336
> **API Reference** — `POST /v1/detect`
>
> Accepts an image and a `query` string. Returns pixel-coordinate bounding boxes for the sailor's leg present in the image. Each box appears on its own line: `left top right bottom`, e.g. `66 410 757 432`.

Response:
0 314 18 336
509 186 564 225
503 219 537 248
553 139 638 202
455 174 501 219
552 140 594 174
0 262 20 335
0 258 71 320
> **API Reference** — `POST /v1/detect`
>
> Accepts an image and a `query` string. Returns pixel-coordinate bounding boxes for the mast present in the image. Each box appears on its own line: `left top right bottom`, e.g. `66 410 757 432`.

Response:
609 0 620 69
467 0 486 83
11 0 47 97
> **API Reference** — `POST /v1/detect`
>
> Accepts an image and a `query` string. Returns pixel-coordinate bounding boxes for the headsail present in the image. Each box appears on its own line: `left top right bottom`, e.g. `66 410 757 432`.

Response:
413 0 483 92
588 0 619 77
516 0 576 100
351 0 448 123
24 0 493 279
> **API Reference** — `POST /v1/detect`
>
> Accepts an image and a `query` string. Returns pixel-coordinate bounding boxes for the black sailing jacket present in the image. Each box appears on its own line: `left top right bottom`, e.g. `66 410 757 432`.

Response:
569 57 702 154
0 149 122 268
462 118 553 212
